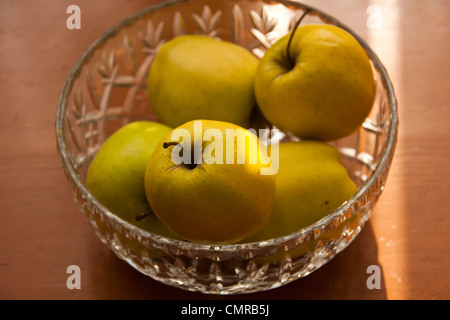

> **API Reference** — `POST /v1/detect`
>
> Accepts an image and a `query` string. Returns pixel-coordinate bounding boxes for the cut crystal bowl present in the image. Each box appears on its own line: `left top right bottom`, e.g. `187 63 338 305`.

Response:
55 0 398 294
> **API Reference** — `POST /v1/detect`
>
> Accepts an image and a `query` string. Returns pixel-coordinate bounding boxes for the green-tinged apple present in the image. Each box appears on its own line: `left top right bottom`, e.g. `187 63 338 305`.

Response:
86 121 178 238
245 140 357 242
144 120 276 244
254 24 376 141
147 35 259 128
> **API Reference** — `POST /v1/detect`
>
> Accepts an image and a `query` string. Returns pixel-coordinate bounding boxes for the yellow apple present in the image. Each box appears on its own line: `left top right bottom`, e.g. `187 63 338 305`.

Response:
254 24 376 141
245 140 357 242
144 120 276 244
86 121 178 238
147 35 259 128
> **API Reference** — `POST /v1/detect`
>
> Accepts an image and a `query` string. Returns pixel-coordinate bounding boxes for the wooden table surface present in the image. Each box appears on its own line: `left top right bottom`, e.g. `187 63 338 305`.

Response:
1 0 449 300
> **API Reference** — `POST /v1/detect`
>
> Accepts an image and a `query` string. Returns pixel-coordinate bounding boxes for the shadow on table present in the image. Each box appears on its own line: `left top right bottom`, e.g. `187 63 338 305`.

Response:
243 219 387 300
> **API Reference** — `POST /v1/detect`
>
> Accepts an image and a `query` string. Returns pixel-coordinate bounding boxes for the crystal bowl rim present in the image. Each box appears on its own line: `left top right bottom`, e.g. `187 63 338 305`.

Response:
55 0 398 255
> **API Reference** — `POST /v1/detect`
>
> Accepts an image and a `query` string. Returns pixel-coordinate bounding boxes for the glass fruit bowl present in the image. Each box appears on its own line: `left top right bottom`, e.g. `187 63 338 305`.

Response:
55 0 398 294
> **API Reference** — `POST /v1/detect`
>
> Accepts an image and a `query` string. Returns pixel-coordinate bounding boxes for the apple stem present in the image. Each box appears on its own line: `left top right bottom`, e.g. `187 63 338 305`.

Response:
163 141 197 170
163 141 179 148
286 8 312 67
135 209 153 221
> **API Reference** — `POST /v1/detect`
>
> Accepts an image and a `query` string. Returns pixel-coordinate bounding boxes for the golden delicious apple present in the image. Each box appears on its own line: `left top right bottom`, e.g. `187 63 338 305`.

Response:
147 35 259 128
254 24 376 141
144 120 276 244
245 140 357 242
86 121 178 238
